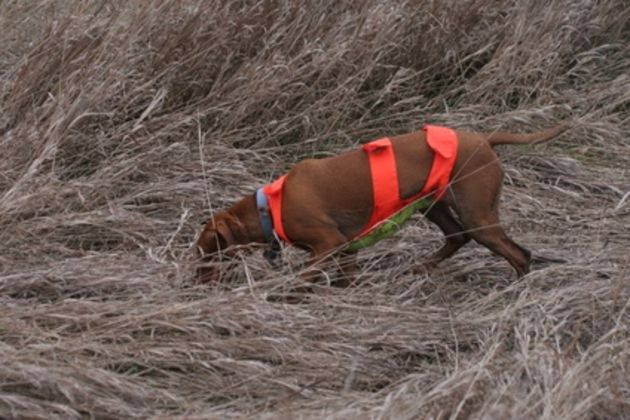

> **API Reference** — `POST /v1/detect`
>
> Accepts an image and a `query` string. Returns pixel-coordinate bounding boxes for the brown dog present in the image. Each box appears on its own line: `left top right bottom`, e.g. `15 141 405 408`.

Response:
195 125 566 284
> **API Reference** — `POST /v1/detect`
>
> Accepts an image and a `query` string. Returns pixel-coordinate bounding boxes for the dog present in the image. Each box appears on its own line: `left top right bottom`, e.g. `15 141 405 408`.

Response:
195 124 566 286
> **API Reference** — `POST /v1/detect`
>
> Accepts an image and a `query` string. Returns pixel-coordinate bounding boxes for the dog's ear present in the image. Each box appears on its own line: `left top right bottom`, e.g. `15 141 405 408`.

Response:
197 213 247 257
196 222 222 256
215 219 236 247
216 213 247 246
197 213 230 255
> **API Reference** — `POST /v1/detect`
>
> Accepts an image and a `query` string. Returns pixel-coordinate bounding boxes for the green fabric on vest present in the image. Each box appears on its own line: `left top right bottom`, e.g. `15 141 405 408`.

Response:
344 197 434 252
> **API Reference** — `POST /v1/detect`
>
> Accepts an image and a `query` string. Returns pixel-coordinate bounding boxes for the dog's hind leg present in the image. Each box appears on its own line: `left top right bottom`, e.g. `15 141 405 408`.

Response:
421 200 471 269
458 209 531 277
447 151 531 277
474 226 531 277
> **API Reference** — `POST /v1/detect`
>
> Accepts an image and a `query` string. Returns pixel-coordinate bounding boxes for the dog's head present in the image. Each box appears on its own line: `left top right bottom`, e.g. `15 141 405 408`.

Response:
195 211 247 283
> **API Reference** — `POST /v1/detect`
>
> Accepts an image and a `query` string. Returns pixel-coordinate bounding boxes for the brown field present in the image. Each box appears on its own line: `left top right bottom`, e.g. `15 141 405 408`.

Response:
1 1 629 418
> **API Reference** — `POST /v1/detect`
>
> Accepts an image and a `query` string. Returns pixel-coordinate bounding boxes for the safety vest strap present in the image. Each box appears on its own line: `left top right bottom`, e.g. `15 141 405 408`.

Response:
263 174 290 242
362 138 401 234
423 125 458 200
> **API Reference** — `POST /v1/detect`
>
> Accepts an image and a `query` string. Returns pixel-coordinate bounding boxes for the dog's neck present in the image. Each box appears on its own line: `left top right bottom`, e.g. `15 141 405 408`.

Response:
228 195 267 244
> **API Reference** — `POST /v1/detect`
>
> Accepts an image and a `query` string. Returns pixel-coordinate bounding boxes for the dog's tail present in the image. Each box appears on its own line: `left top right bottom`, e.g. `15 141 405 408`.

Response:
483 124 568 147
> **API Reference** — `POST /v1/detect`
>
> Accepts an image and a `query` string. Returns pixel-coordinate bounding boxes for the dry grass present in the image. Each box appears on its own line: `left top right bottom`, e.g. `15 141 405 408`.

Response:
1 0 629 418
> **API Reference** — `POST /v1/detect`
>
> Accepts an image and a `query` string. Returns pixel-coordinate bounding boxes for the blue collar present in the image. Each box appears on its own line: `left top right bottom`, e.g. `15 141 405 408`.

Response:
255 188 275 244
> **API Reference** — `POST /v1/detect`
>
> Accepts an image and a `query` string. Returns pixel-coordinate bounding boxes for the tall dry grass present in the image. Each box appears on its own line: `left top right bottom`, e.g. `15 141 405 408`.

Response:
0 0 629 418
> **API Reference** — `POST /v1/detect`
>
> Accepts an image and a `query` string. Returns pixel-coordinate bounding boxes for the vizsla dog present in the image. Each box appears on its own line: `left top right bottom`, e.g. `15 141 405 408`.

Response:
195 124 566 286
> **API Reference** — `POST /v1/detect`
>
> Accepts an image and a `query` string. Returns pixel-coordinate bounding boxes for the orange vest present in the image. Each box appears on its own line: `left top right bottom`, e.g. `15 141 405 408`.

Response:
263 174 289 242
264 125 458 243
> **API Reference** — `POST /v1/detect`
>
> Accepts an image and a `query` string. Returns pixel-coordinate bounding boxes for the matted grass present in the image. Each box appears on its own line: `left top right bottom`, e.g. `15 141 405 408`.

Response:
1 0 628 418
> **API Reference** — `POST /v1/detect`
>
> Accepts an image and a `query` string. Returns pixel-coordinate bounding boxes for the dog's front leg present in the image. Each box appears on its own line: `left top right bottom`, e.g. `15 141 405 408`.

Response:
297 228 352 288
330 251 359 287
300 251 358 287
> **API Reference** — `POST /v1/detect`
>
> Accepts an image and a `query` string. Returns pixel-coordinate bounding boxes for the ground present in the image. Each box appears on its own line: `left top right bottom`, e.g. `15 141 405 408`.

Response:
0 1 628 418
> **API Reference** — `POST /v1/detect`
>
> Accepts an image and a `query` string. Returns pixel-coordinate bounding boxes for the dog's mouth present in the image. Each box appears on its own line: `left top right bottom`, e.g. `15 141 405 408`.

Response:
194 244 277 284
193 247 224 283
193 247 244 283
195 260 221 283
